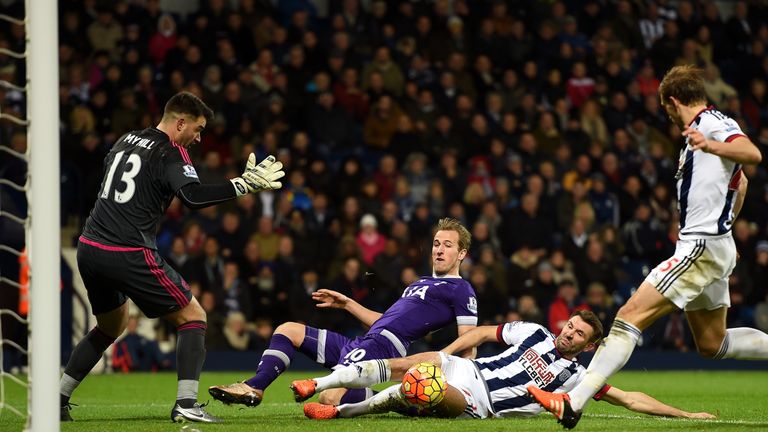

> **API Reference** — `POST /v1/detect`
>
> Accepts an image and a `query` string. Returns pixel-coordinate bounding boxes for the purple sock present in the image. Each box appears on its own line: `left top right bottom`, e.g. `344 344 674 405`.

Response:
340 388 371 404
245 334 295 390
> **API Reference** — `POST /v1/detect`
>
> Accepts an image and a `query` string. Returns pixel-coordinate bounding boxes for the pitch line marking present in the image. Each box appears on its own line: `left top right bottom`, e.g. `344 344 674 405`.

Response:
589 413 768 426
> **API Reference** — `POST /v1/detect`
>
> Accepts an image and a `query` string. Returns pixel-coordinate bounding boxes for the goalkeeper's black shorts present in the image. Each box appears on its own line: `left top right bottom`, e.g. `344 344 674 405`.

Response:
77 236 193 318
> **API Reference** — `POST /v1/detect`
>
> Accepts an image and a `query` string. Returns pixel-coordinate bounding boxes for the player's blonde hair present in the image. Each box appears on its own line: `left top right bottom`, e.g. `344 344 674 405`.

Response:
659 65 707 106
435 218 471 252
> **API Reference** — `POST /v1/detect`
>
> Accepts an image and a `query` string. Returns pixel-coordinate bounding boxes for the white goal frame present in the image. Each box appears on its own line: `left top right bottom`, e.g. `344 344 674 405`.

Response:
26 0 60 431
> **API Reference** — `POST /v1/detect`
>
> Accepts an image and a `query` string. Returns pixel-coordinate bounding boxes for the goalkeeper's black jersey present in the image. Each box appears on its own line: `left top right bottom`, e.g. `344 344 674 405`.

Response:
82 127 200 250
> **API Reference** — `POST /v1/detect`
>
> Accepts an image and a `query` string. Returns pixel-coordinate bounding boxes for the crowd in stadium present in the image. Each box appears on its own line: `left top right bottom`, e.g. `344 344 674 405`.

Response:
2 0 768 360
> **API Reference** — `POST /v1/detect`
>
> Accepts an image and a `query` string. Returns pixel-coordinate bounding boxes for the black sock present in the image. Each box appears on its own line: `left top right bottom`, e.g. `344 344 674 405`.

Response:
61 327 115 406
176 321 207 408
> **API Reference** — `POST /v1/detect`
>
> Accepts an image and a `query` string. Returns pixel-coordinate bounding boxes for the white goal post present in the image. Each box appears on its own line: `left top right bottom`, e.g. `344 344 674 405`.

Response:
26 0 60 431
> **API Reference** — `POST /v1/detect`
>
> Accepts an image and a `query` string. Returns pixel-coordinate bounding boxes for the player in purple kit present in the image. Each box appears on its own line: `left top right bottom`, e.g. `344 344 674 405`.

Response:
60 92 285 423
208 218 478 407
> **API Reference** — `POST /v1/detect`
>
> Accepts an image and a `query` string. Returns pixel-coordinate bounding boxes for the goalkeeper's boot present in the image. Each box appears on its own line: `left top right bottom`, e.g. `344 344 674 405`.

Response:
171 401 221 423
208 382 262 407
290 379 317 402
527 385 582 429
60 403 75 422
304 402 339 420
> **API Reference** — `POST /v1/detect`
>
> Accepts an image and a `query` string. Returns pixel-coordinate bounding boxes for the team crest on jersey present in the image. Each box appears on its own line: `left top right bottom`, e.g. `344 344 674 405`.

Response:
467 297 478 314
183 164 199 178
519 348 555 387
558 369 572 382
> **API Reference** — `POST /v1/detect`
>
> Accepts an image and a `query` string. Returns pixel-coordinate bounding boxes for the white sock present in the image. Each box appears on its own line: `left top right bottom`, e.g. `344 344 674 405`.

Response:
337 384 404 418
60 373 80 398
314 359 391 392
714 328 768 360
569 319 641 411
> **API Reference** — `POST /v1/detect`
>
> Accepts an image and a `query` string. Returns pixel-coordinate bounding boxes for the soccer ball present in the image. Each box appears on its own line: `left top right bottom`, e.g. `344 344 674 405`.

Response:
400 362 446 407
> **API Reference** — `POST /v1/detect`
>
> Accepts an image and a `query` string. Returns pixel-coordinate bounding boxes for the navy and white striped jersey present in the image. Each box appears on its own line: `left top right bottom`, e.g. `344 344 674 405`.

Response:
473 322 607 417
675 107 747 239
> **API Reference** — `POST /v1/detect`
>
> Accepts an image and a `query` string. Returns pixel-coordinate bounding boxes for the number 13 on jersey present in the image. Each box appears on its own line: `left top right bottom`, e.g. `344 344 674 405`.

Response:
100 150 142 203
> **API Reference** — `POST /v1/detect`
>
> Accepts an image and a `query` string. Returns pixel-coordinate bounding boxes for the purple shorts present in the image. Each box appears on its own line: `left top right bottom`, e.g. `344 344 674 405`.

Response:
301 326 407 369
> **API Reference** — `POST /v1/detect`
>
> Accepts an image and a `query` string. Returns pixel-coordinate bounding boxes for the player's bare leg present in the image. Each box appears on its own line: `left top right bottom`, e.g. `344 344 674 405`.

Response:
530 282 677 429
210 321 306 406
305 383 466 419
165 297 219 422
292 352 442 402
60 302 129 421
317 388 348 405
687 307 768 360
416 385 467 418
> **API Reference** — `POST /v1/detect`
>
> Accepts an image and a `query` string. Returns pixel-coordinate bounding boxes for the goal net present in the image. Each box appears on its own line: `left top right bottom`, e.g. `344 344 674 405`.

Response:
0 1 60 431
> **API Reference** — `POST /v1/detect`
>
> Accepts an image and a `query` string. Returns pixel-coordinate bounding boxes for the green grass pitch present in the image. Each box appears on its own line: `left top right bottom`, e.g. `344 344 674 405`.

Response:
1 371 766 431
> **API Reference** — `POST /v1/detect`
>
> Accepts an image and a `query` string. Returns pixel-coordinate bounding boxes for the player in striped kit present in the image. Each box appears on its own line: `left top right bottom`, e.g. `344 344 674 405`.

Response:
529 65 768 429
294 311 713 421
208 218 478 408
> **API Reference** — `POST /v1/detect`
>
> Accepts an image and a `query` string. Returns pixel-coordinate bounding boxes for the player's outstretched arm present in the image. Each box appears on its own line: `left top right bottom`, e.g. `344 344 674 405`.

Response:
456 325 478 359
684 130 762 165
312 289 383 327
600 386 715 419
230 154 285 196
440 325 498 355
176 154 284 209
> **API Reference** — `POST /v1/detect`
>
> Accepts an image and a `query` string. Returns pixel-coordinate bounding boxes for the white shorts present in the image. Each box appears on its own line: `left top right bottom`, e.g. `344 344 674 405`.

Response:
644 235 736 311
438 352 492 419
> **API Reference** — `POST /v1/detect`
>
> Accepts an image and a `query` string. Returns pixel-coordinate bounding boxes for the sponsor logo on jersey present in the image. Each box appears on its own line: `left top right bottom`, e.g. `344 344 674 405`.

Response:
183 165 199 178
467 297 478 314
402 284 429 300
519 348 555 387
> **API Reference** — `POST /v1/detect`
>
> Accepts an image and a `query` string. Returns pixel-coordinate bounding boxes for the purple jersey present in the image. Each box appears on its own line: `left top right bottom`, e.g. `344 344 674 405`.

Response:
299 276 477 369
367 276 478 351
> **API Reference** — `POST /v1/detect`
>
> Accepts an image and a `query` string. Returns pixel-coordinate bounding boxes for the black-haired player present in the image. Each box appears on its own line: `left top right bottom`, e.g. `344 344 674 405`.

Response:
59 92 285 423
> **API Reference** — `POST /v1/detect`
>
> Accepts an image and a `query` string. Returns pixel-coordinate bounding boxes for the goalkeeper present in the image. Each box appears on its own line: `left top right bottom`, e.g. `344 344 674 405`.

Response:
59 91 284 424
295 311 715 421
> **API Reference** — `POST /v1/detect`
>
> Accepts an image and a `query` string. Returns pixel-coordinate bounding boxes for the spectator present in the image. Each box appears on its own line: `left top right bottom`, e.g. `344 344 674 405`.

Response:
200 291 227 350
222 312 257 351
576 240 617 293
702 62 738 107
148 14 177 66
355 214 386 266
362 46 404 97
584 282 616 331
566 62 594 109
220 261 252 319
363 95 402 150
307 91 353 153
87 8 123 60
501 193 553 257
547 279 589 334
112 315 171 373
